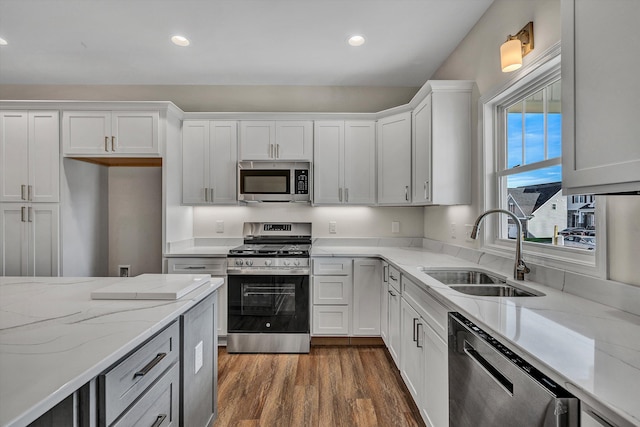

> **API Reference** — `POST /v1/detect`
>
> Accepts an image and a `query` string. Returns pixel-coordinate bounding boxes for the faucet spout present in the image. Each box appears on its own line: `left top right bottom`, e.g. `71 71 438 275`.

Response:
470 209 530 281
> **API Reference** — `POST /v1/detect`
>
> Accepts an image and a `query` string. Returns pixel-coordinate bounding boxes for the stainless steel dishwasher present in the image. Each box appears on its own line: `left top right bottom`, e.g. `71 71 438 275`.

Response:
448 312 579 427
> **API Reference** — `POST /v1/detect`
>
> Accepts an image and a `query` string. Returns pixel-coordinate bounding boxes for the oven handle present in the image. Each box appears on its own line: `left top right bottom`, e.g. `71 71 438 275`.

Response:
227 269 310 275
244 291 296 296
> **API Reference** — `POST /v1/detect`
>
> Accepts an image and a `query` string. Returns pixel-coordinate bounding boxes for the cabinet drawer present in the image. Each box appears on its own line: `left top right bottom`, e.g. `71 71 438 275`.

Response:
313 276 352 305
388 265 401 293
101 321 180 426
312 306 349 335
402 276 450 340
113 362 179 427
167 257 226 276
313 258 352 276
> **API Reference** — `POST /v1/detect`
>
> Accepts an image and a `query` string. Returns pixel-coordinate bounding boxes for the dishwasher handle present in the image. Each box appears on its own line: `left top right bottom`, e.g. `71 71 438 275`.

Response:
463 340 514 395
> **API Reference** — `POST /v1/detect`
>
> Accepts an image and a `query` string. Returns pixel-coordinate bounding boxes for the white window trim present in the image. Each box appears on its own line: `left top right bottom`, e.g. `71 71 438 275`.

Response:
478 42 607 279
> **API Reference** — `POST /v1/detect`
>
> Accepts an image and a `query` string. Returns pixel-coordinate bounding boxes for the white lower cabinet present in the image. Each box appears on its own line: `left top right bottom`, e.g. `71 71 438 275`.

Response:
400 298 424 402
387 278 402 366
0 203 59 276
421 321 448 427
312 305 350 335
353 259 381 336
380 261 390 345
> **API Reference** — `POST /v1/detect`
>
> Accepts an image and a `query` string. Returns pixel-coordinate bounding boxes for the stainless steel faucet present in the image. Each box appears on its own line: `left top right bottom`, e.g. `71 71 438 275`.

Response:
470 209 530 281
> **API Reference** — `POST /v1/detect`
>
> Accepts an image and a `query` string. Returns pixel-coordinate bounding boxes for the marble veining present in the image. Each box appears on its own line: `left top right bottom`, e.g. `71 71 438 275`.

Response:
0 275 222 427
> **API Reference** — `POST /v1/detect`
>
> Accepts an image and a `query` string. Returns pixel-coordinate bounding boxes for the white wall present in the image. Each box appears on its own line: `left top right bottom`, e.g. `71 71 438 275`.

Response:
428 0 639 287
193 205 424 238
108 167 162 276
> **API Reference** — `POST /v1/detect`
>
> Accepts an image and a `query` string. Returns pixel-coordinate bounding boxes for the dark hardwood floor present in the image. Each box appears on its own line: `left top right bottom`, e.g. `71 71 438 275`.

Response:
213 346 425 427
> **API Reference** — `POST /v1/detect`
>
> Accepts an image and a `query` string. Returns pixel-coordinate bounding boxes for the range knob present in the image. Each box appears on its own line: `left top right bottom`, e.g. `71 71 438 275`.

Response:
264 259 272 266
246 259 253 266
235 259 244 266
283 260 291 266
294 259 301 266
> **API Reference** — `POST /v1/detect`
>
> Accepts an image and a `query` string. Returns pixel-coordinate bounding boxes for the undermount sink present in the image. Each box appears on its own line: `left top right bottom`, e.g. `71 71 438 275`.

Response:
420 268 543 297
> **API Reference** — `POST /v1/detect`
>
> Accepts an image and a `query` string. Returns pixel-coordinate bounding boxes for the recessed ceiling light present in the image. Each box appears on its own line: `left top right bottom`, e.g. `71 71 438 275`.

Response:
348 35 365 47
0 38 7 46
171 35 190 47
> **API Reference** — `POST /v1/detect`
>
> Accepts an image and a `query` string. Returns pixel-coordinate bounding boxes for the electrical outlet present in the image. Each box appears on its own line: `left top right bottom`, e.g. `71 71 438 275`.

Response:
118 265 130 277
392 221 400 233
216 220 224 233
450 223 457 239
329 221 337 234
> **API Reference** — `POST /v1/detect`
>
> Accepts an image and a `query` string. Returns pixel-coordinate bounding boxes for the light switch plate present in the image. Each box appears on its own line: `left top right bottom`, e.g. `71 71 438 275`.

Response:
329 221 337 234
216 220 224 233
392 221 400 233
195 340 203 374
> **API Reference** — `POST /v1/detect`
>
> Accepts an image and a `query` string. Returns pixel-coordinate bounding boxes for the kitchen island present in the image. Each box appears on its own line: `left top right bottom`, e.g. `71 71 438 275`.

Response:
0 274 223 427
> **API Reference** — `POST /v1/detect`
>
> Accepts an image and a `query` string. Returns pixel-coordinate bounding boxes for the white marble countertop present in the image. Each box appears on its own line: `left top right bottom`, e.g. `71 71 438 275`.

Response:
0 274 223 427
312 246 640 427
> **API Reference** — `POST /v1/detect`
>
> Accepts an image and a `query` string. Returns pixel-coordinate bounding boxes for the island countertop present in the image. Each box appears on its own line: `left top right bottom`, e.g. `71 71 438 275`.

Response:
0 274 223 427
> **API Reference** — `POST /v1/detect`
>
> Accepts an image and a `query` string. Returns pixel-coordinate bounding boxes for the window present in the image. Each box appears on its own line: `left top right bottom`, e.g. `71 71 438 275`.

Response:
480 50 604 275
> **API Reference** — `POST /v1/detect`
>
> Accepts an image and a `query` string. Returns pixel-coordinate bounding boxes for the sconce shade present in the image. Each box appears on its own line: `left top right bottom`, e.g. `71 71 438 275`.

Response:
501 39 523 72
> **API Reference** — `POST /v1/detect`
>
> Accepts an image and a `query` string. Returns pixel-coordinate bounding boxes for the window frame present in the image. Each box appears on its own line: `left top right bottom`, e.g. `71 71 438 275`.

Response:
478 44 607 278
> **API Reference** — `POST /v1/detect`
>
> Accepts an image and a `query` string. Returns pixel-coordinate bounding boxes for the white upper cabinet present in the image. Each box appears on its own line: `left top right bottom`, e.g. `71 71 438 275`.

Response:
0 111 59 203
412 83 472 205
182 120 237 205
239 121 312 160
314 121 376 205
562 0 640 194
62 110 160 157
377 111 412 205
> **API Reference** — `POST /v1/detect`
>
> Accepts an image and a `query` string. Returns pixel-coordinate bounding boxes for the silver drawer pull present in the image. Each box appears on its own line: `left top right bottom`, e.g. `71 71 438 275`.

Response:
185 266 206 270
151 414 167 427
388 290 397 297
133 353 166 378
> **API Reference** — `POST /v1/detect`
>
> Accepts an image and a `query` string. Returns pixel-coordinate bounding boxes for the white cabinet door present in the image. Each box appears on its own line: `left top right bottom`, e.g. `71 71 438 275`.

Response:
344 121 376 204
0 111 29 202
0 203 58 276
412 95 432 204
62 111 111 155
111 111 159 155
182 121 237 205
377 112 412 205
387 283 402 366
400 298 424 403
562 0 640 194
0 204 28 276
422 322 448 427
275 121 312 160
313 276 352 305
209 121 238 204
352 259 381 336
29 111 60 203
182 121 209 204
239 121 275 160
313 121 375 205
1 111 59 203
313 121 344 204
312 305 349 335
380 262 389 345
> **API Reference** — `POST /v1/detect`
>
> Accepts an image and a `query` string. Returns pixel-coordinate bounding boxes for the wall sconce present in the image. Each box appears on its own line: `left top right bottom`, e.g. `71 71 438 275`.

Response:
500 21 534 72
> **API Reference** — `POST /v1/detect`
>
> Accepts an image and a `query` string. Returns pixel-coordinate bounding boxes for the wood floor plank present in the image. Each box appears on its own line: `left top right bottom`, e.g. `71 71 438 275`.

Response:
213 346 424 427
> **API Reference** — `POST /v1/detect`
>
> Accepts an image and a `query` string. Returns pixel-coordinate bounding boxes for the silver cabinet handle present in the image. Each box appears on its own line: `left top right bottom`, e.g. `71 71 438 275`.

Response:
28 185 32 201
105 136 109 152
339 187 343 202
151 414 167 427
134 352 167 378
416 322 423 348
276 143 280 158
210 188 214 202
383 265 389 282
270 144 274 158
185 266 207 270
28 207 33 222
389 273 396 281
21 206 26 222
413 318 419 342
21 185 27 201
345 188 349 203
405 186 409 201
388 290 396 297
111 136 116 152
425 180 430 201
204 188 208 202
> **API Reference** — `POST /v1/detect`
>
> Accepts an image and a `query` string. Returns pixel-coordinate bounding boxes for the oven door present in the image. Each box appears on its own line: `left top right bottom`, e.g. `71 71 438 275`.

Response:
227 274 309 333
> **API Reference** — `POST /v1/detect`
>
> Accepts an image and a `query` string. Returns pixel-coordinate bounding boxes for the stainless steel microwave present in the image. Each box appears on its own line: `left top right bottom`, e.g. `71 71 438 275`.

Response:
238 161 311 202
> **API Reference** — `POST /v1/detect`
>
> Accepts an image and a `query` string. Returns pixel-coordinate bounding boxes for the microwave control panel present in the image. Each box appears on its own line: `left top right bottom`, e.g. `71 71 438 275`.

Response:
295 170 309 194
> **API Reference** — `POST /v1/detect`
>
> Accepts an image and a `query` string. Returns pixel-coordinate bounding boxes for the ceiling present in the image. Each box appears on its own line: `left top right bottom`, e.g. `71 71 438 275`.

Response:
0 0 493 87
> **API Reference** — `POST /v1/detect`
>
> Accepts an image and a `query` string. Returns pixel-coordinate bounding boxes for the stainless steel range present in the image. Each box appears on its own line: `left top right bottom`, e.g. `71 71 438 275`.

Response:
226 222 311 353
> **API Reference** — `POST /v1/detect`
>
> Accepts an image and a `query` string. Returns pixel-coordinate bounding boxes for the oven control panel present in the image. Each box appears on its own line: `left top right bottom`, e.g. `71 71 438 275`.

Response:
227 257 310 275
